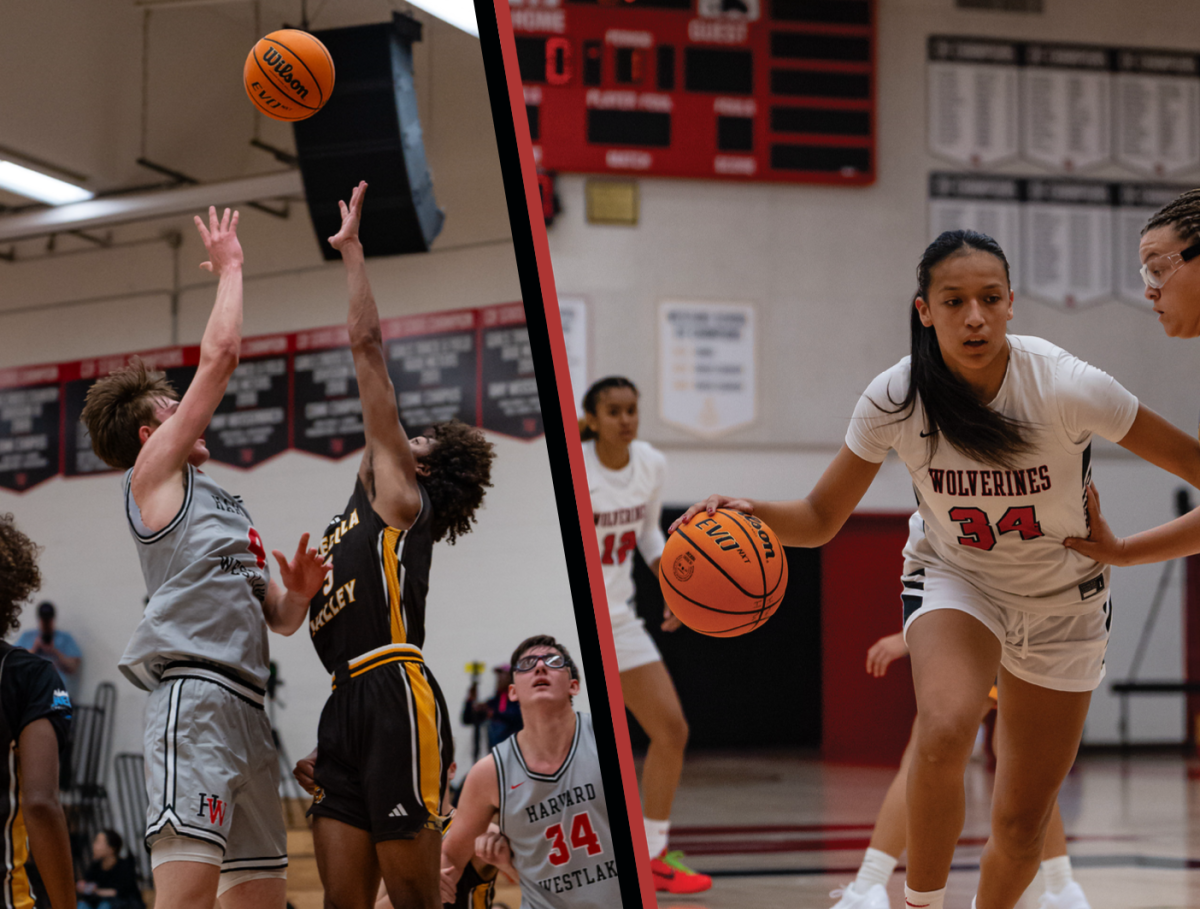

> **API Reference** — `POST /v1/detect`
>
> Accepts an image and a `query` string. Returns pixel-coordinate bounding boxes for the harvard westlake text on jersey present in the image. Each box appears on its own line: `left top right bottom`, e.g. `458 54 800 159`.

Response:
495 714 620 909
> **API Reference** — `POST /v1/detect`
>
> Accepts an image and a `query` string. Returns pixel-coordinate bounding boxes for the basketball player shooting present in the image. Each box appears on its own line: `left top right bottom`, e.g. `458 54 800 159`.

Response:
298 180 495 909
80 207 329 909
440 636 620 909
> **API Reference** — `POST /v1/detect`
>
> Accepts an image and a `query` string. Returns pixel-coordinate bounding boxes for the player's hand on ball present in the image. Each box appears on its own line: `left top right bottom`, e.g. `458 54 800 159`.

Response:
1063 483 1131 566
474 830 512 867
669 495 754 534
328 181 367 251
293 749 317 795
272 533 330 599
866 632 908 677
661 605 683 632
195 206 243 275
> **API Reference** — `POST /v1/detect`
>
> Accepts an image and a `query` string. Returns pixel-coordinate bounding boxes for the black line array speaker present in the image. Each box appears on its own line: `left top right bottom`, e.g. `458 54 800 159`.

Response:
294 14 444 259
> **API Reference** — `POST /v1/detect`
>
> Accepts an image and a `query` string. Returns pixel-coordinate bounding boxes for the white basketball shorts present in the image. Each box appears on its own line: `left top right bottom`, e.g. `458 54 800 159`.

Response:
610 601 663 673
900 562 1111 692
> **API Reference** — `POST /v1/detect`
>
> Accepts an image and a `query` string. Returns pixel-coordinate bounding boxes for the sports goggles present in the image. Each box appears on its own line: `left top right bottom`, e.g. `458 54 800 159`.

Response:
1140 240 1200 289
514 652 568 672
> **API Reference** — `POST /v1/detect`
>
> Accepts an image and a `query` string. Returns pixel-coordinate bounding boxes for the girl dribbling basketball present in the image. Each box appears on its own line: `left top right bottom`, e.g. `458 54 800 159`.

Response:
579 377 711 895
673 231 1200 909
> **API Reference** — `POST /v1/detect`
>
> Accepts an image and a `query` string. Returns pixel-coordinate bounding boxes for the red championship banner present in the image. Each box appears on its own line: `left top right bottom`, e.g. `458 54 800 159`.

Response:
1 303 537 493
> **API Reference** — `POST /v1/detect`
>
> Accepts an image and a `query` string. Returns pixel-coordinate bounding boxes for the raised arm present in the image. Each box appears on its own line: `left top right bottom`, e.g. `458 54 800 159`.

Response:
330 182 423 530
441 755 501 902
1065 404 1200 565
669 444 882 547
131 207 243 527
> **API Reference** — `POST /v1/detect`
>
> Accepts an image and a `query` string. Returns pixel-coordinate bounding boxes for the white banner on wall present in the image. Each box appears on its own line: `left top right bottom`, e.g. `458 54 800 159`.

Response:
1022 178 1114 311
928 37 1020 168
557 296 589 415
928 172 1023 284
1020 43 1111 173
1114 50 1200 177
659 300 756 438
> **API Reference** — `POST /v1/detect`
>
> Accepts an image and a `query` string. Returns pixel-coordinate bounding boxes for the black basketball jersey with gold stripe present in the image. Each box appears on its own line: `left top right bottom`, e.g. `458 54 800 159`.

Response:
309 476 434 671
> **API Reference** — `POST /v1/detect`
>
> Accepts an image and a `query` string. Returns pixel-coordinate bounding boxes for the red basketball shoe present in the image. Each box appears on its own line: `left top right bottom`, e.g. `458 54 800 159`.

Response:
651 849 713 894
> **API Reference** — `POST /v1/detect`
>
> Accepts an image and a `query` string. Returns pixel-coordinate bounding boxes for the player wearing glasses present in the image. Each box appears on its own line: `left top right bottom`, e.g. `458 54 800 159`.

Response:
673 230 1200 909
440 636 620 909
1066 189 1200 568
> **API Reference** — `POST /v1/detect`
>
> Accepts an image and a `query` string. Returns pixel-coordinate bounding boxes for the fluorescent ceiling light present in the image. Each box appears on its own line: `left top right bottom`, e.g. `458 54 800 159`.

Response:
0 161 93 206
406 0 478 36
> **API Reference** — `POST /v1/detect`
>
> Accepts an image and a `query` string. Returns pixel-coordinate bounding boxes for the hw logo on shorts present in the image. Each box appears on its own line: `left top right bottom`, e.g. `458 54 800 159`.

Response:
197 793 228 826
1078 575 1105 600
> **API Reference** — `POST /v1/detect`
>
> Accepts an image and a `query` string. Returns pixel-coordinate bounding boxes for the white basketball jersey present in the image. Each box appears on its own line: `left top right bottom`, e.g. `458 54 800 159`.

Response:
846 335 1138 613
582 440 667 614
493 713 621 909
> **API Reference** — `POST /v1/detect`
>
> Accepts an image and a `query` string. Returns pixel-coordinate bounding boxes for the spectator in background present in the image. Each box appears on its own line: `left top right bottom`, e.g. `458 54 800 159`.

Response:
462 664 522 750
17 602 82 706
76 829 144 909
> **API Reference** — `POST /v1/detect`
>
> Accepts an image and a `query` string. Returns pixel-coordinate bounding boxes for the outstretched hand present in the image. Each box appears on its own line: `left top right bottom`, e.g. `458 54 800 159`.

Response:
195 206 243 275
272 533 329 600
1063 483 1130 566
668 494 755 535
328 180 367 252
865 632 908 678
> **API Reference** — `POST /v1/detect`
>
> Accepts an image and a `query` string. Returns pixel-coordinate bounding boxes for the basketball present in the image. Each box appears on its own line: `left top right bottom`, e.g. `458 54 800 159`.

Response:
244 29 335 121
659 508 788 638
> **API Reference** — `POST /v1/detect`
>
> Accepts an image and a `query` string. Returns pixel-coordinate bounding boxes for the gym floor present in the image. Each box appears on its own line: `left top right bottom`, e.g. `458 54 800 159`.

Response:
645 750 1200 909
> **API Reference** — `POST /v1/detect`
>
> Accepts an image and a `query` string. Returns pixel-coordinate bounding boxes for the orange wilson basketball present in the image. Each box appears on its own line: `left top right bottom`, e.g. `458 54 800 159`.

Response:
659 508 788 637
244 30 335 121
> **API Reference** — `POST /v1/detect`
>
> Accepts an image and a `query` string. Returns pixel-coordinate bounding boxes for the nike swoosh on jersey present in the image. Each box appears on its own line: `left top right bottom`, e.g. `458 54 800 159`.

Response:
511 782 524 789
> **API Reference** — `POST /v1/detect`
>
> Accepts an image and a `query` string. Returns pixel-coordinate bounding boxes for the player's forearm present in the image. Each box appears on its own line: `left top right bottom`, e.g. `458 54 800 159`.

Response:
264 580 309 635
1112 508 1200 566
341 241 383 349
200 267 244 371
742 498 833 547
22 795 74 909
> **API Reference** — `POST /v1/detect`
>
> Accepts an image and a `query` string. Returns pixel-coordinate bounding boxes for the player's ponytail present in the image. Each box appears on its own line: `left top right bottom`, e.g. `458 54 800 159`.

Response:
877 230 1031 469
580 377 638 442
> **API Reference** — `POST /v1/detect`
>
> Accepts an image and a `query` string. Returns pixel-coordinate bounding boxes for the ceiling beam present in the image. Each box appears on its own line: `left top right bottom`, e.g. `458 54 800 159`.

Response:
0 170 303 243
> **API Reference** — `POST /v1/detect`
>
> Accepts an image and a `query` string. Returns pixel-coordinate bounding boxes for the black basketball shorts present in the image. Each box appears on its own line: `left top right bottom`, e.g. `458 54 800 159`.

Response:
309 645 453 840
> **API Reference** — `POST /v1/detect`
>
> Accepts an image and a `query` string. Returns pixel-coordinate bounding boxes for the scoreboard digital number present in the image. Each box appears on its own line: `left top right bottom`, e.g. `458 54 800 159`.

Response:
511 0 875 184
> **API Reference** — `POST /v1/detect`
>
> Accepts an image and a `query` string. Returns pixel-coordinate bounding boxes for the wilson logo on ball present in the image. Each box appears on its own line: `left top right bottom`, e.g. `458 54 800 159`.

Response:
259 47 310 99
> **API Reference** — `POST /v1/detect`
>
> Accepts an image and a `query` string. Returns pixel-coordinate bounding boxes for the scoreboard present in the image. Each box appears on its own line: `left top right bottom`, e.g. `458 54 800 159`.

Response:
511 0 875 184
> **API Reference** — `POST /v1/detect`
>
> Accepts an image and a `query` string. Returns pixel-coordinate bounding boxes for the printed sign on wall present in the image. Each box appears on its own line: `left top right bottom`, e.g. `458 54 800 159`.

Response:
659 300 756 437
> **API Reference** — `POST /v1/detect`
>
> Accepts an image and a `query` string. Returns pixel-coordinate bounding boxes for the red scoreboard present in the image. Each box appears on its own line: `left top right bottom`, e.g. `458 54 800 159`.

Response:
511 0 875 185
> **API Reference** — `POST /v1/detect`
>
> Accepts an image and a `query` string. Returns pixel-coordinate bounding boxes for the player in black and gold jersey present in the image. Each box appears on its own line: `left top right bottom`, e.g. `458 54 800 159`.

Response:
0 514 74 909
299 182 495 909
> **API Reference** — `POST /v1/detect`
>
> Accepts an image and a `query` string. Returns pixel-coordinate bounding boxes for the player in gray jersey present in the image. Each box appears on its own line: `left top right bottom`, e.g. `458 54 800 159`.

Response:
441 636 621 909
82 207 327 909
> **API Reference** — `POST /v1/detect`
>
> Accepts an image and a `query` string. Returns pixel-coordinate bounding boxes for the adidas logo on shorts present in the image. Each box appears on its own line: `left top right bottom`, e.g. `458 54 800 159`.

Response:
388 803 408 818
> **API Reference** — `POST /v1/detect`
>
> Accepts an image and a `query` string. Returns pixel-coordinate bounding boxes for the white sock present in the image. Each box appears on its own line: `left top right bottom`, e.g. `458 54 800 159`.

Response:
644 817 670 858
854 848 898 892
903 884 945 909
1042 855 1073 894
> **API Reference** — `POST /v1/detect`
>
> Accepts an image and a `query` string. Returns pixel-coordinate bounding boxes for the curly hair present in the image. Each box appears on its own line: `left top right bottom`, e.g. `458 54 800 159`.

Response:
0 514 41 635
1144 188 1200 244
79 358 179 470
419 419 495 545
